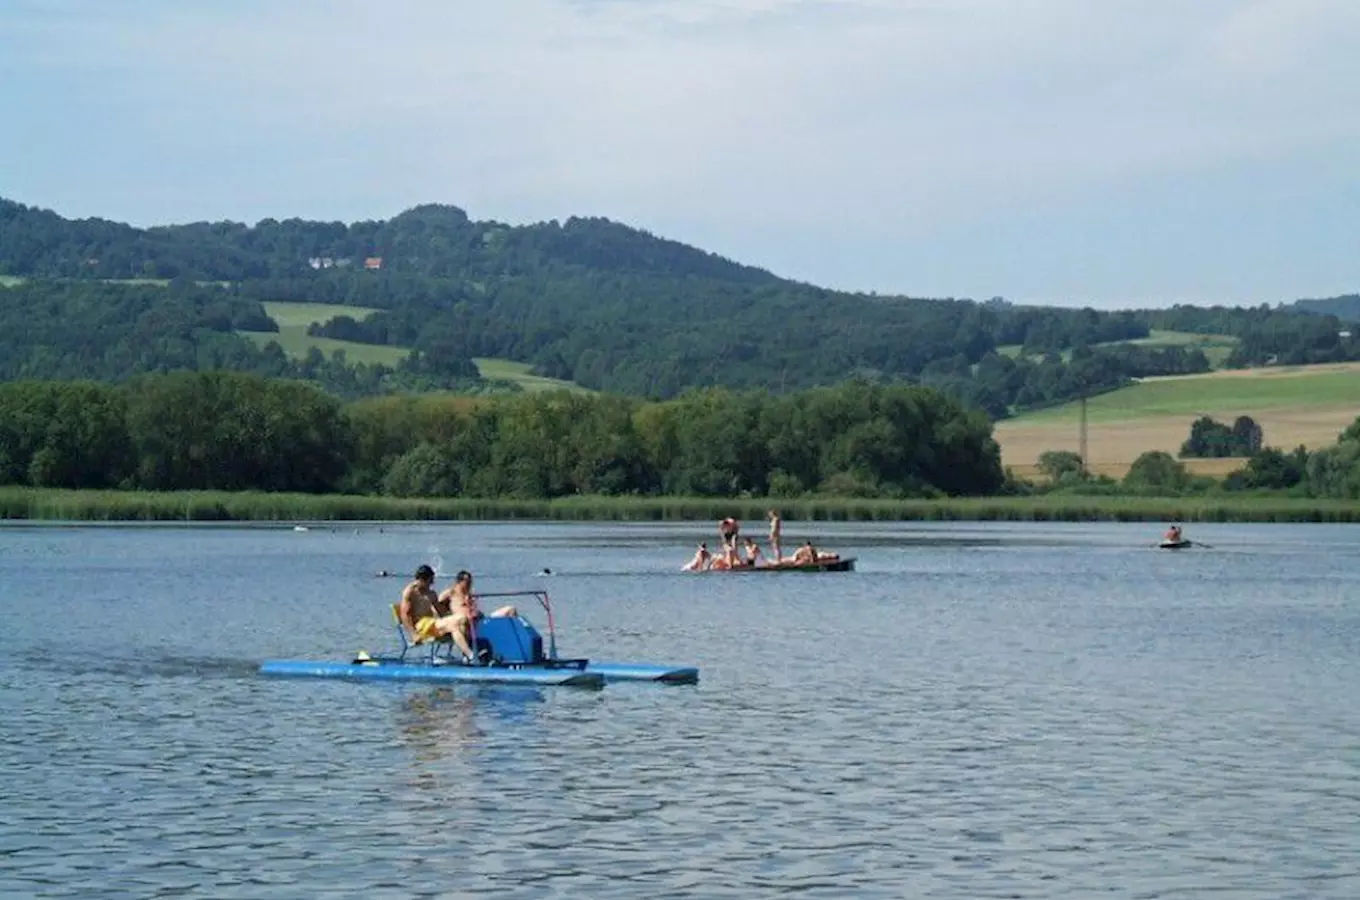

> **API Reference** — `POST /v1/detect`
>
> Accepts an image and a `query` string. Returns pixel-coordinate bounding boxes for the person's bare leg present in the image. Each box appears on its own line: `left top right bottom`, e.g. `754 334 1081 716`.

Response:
439 614 474 658
488 605 518 618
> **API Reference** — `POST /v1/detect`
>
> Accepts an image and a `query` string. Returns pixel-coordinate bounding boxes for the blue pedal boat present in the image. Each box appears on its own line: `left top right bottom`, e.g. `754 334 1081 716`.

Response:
259 590 698 688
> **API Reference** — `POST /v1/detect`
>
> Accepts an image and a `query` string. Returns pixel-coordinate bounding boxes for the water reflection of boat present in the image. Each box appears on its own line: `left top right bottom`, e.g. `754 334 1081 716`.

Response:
399 689 484 760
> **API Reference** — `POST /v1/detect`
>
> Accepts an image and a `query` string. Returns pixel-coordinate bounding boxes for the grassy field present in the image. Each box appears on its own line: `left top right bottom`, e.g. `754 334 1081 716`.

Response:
995 362 1360 478
1126 329 1238 367
239 301 586 390
996 330 1239 367
5 486 1360 524
240 301 409 366
472 358 590 393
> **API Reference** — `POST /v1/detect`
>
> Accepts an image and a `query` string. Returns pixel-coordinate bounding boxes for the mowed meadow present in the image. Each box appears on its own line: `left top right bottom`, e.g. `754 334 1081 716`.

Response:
239 301 585 392
997 329 1240 367
995 362 1360 479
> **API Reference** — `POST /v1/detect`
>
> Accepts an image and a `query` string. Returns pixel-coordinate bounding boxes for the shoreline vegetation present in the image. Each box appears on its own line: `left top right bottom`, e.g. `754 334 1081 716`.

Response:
3 486 1358 524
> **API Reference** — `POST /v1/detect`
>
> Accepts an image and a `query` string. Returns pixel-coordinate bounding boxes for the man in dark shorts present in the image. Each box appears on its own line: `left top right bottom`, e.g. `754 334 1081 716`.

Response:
719 517 740 552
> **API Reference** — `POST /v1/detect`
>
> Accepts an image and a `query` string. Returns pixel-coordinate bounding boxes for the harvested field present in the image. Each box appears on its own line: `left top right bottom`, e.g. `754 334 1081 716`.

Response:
995 363 1360 479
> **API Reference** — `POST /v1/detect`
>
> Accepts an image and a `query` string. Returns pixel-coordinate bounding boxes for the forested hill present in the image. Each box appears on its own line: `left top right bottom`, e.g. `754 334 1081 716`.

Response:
0 198 776 285
1290 294 1360 322
1 197 1355 413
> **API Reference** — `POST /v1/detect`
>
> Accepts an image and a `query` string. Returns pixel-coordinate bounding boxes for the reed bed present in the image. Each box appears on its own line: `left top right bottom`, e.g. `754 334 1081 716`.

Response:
2 487 1358 524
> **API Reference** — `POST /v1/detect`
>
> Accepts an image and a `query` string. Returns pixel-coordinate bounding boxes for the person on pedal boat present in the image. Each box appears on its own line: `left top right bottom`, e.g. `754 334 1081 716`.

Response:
398 564 447 642
435 570 519 663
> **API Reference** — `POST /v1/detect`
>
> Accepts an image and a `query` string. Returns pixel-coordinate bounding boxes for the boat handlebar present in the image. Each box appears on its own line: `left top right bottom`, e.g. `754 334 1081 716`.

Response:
469 590 558 660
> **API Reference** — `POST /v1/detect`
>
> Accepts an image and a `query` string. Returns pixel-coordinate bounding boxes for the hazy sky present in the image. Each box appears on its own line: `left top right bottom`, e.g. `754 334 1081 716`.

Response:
2 0 1356 308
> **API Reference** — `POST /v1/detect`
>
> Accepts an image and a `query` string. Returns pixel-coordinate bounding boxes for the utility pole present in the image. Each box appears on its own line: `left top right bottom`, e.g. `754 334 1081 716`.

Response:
1078 393 1088 477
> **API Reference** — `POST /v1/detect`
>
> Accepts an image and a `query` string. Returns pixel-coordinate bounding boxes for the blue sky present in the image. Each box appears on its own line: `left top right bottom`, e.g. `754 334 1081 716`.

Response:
1 0 1356 308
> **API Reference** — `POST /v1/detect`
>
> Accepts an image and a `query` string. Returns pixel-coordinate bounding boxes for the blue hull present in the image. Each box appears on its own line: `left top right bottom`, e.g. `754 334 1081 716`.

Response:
587 662 699 684
259 659 606 688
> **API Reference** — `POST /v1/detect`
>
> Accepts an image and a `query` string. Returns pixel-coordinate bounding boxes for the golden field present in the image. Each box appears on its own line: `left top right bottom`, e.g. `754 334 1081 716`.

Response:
995 363 1360 480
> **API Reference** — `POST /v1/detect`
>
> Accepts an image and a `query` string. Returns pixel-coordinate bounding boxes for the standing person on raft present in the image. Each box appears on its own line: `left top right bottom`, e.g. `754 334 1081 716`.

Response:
719 517 740 552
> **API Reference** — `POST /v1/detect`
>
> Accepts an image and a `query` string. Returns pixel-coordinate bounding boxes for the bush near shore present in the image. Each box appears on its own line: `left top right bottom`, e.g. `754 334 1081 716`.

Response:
3 486 1358 524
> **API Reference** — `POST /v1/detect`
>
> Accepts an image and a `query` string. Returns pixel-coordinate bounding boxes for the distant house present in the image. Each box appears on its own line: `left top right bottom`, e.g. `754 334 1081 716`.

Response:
1340 330 1353 339
363 257 383 270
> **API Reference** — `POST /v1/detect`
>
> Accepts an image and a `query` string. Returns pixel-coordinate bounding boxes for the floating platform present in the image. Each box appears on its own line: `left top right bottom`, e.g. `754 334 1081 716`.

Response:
708 556 856 573
259 658 606 688
586 662 699 684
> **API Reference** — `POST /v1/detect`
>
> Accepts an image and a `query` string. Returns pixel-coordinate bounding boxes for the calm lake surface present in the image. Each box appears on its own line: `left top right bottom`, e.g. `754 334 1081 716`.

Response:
2 520 1358 898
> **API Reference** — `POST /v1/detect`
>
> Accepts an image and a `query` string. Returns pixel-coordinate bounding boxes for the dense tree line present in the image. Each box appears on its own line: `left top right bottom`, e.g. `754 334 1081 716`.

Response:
0 279 482 398
0 373 1003 498
920 344 1209 418
1135 304 1360 367
1180 416 1263 458
1290 294 1360 322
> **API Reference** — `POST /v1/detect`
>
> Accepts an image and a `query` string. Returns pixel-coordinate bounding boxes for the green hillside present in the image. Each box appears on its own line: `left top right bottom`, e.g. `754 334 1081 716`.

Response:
3 196 1356 409
1012 364 1360 425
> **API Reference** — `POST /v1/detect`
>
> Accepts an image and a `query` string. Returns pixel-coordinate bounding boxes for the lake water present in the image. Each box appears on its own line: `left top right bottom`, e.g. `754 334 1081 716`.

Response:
2 520 1358 898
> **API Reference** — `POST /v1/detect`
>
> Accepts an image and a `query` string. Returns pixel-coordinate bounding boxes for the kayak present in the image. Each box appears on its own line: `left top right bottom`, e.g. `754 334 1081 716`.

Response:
704 556 856 573
258 590 699 687
1159 539 1193 550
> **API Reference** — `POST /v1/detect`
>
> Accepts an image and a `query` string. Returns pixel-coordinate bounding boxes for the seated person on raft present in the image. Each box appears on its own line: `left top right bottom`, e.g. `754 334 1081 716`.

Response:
682 542 713 571
788 541 840 565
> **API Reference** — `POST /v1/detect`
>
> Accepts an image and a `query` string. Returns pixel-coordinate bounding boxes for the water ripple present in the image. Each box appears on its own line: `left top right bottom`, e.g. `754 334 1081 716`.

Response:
2 522 1359 897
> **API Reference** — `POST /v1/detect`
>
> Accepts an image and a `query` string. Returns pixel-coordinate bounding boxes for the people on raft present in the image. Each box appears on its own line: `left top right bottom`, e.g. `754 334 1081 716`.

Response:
682 542 713 572
399 567 517 664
